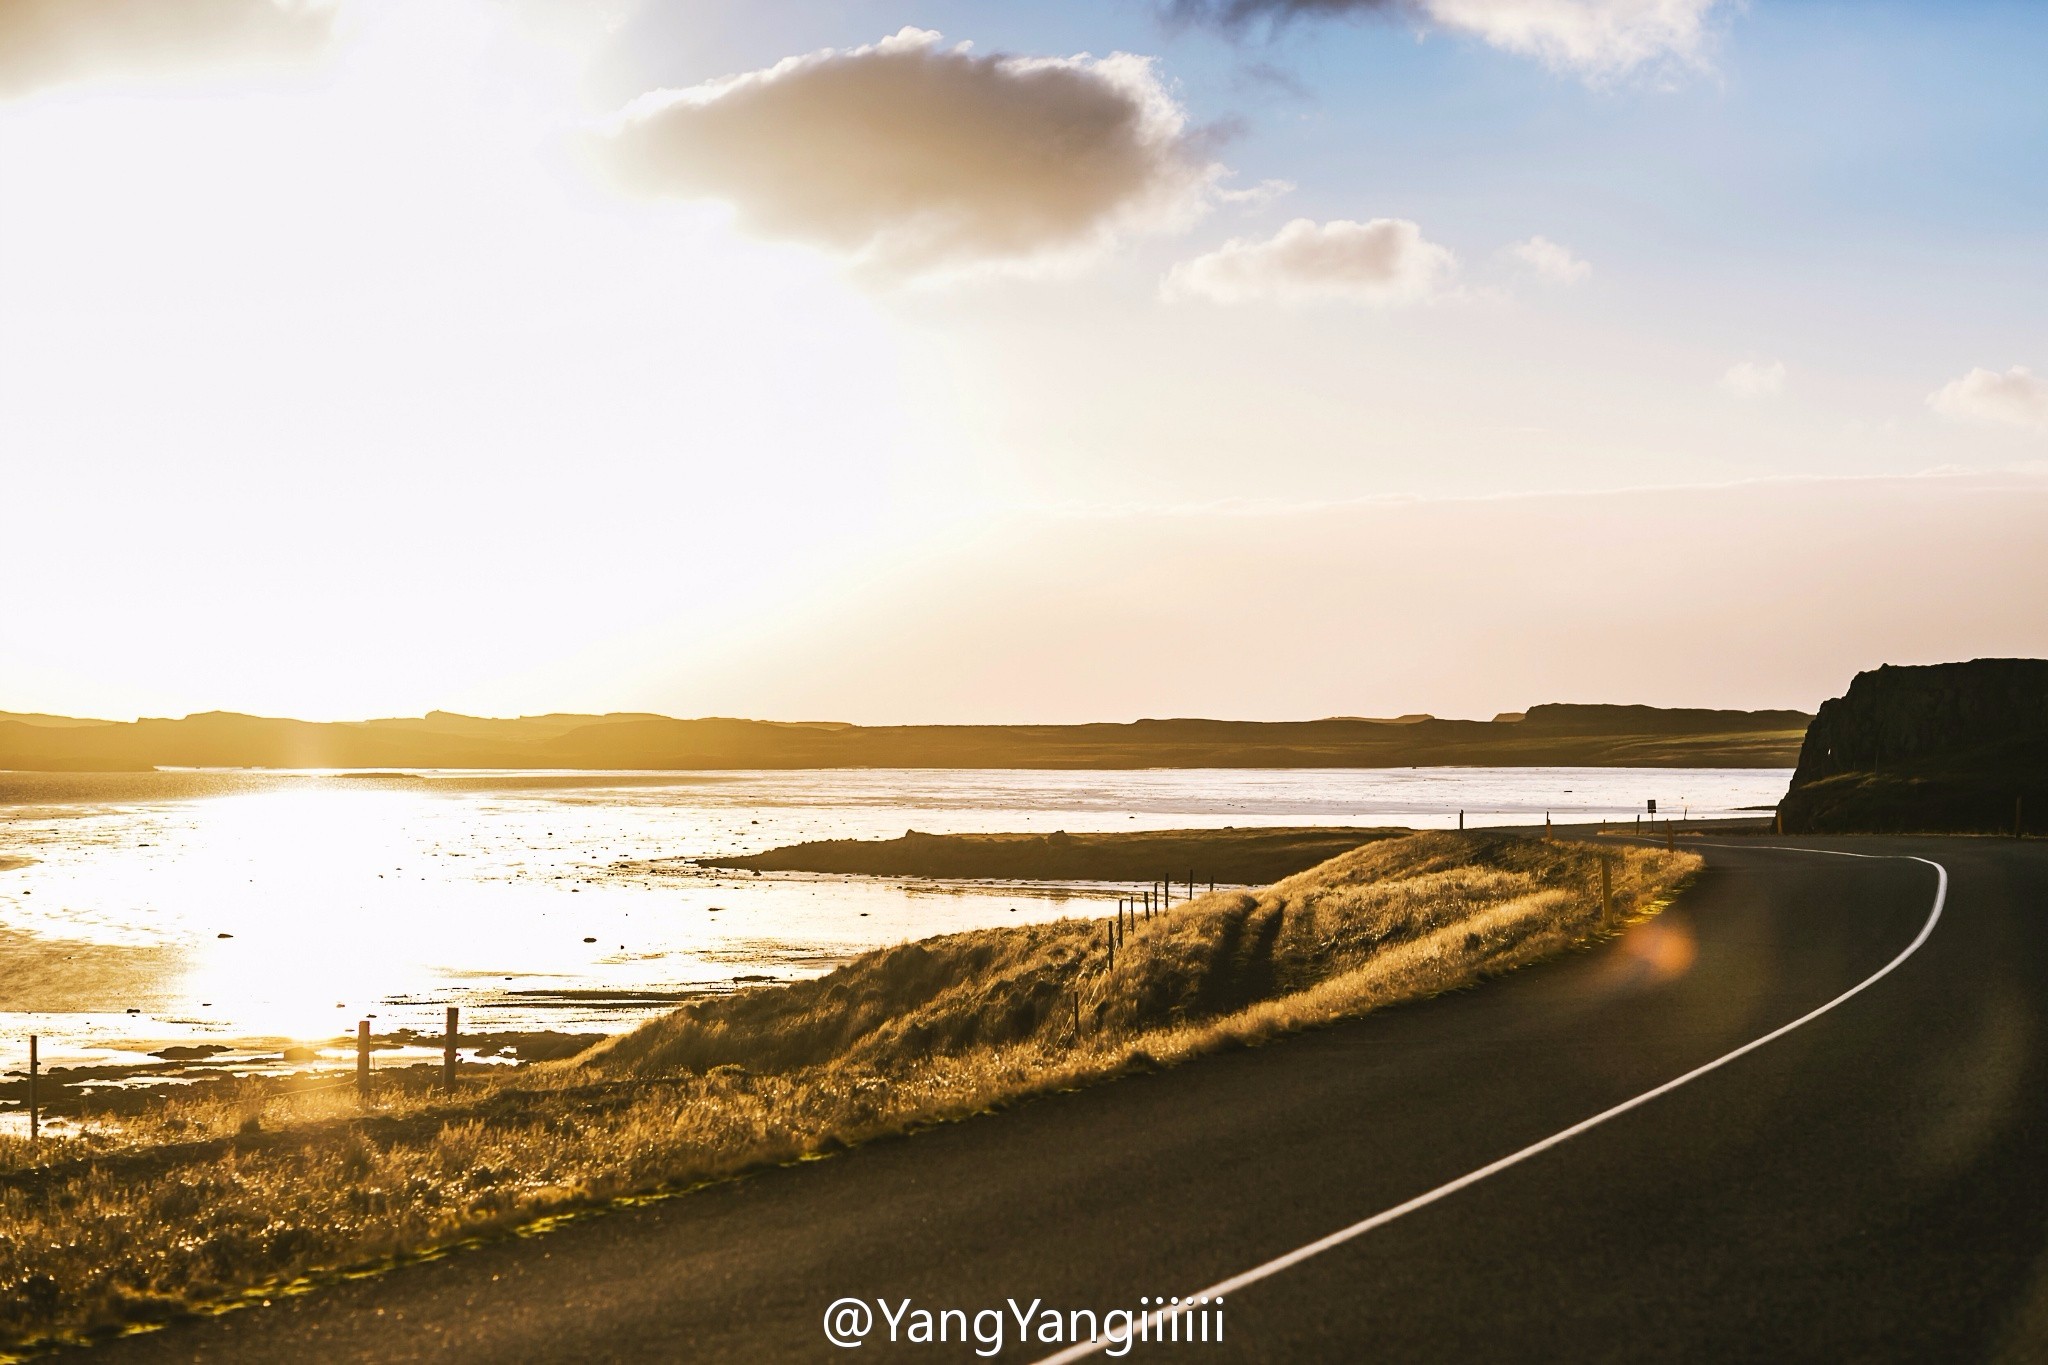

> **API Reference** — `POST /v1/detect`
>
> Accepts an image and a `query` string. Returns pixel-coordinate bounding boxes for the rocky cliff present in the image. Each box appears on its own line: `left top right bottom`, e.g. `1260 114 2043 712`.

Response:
1779 659 2048 834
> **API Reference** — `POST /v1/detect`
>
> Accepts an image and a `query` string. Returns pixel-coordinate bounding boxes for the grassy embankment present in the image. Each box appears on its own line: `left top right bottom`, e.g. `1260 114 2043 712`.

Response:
0 831 1697 1352
682 825 1408 884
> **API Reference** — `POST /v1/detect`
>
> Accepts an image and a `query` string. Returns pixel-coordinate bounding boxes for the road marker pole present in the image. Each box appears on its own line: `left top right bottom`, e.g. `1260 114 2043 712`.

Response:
442 1006 459 1093
356 1020 371 1098
1665 822 1675 853
27 1035 37 1146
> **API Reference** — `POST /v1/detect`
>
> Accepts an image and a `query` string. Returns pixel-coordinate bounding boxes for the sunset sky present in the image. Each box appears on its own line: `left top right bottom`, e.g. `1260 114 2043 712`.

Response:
3 0 2044 723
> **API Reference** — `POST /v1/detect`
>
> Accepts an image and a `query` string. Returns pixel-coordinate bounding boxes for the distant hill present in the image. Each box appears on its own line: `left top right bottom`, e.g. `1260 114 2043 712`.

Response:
1778 660 2048 834
0 703 1809 773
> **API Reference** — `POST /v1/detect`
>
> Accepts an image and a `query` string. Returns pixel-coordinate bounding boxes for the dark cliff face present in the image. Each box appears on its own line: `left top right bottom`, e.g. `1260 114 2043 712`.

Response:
1791 660 2048 783
1781 659 2048 834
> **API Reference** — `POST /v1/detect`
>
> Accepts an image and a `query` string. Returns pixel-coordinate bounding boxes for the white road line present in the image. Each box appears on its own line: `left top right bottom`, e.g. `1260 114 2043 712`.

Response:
1032 846 1949 1363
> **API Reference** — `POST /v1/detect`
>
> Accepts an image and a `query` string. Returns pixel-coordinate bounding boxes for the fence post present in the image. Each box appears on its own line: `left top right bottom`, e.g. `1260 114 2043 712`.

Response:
356 1020 371 1098
1601 857 1614 930
1459 809 1464 831
27 1035 37 1146
1106 921 1115 973
442 1006 459 1093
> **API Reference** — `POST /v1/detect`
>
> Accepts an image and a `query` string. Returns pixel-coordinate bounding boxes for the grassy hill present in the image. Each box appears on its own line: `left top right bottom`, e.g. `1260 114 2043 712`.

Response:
0 831 1697 1351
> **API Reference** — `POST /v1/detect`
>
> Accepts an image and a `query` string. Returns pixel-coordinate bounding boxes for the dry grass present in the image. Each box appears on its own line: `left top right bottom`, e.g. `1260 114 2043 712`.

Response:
0 832 1695 1353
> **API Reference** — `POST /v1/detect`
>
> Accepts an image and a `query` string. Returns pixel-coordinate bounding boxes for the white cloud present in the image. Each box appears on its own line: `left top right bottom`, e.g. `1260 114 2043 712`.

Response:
0 0 335 98
602 28 1218 278
1423 0 1720 79
1217 177 1296 208
1508 235 1590 283
1722 359 1787 398
1928 366 2048 433
1177 0 1724 80
1163 217 1458 306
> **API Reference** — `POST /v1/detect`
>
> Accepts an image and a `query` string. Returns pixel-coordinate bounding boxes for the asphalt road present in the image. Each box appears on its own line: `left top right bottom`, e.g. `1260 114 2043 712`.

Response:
85 834 2048 1363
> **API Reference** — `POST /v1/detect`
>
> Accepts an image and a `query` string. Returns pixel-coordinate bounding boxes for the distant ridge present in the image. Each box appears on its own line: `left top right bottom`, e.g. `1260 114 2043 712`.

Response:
0 704 1809 773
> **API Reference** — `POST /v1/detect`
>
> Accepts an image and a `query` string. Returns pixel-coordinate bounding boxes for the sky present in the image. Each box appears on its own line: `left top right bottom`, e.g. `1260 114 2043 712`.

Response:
1 0 2044 723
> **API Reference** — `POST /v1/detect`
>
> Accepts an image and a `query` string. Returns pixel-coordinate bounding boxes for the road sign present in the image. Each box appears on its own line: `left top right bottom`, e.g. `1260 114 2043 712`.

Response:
1647 799 1657 815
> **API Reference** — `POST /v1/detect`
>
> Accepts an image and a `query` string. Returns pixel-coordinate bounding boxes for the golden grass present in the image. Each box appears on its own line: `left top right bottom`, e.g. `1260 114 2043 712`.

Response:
0 832 1695 1353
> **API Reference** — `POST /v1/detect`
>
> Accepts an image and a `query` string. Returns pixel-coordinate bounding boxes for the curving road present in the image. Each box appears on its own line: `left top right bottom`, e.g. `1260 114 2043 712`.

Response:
84 834 2048 1362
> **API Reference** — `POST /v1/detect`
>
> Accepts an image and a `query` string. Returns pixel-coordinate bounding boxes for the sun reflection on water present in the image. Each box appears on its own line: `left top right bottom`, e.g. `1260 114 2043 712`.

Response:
0 765 1787 1071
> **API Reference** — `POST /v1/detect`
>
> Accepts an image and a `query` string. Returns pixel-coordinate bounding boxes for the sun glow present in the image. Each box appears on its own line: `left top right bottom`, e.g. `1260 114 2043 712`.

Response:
0 1 955 720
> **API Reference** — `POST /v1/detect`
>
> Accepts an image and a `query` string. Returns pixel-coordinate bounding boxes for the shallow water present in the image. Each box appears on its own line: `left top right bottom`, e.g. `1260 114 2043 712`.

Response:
0 766 1785 1075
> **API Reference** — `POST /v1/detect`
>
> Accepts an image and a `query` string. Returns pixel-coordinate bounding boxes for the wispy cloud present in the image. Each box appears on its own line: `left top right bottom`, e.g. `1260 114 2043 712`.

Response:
1722 359 1787 398
0 0 335 99
1507 235 1590 283
1171 0 1724 81
601 28 1218 279
1928 365 2048 433
1163 216 1457 305
1217 177 1296 207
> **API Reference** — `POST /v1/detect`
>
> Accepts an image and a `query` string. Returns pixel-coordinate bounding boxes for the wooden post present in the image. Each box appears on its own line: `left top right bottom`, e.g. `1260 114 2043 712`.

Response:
27 1035 37 1146
1459 809 1464 831
1106 921 1114 973
356 1020 371 1098
442 1006 459 1093
1545 813 1552 839
1601 857 1613 930
1776 810 1784 835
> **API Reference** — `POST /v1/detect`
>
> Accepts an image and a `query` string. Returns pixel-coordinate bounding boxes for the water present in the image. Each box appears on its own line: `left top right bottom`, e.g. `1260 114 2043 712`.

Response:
0 766 1786 1077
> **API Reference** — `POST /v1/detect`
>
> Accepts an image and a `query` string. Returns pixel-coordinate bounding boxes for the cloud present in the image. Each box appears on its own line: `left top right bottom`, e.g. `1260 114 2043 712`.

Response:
1173 0 1722 80
1722 359 1787 398
602 28 1218 277
1508 235 1590 283
1163 217 1457 305
1217 177 1296 207
1928 366 2048 433
0 0 335 99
